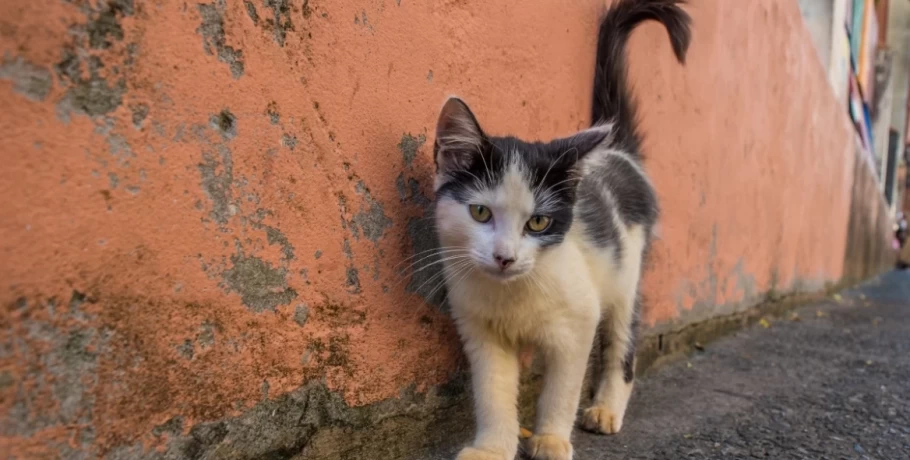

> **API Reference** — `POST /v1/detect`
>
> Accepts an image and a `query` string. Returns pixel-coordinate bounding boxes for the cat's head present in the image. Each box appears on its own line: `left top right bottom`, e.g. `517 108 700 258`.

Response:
432 97 609 282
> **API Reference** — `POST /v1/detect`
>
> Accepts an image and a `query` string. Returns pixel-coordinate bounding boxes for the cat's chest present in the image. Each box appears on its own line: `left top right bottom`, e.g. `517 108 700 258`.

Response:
451 285 566 343
448 267 599 342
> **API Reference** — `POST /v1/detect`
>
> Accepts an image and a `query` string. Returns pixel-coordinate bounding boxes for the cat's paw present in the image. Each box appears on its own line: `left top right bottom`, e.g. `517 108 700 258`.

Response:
581 405 624 434
455 446 505 460
524 434 572 460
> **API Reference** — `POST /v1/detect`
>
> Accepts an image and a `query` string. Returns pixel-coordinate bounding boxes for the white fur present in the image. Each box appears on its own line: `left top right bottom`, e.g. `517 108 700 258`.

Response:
438 156 646 460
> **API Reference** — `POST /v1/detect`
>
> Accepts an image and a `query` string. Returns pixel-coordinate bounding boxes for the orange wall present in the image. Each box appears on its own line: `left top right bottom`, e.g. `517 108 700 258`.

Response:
0 0 868 456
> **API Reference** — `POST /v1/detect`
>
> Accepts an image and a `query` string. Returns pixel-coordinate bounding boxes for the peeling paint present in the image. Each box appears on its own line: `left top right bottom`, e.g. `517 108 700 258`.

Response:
197 1 245 78
198 144 234 225
341 239 352 259
85 0 134 50
345 267 361 294
93 118 136 166
130 103 149 129
282 133 297 150
197 321 216 348
398 133 426 168
264 225 295 261
263 0 294 47
4 292 105 446
221 253 297 313
395 173 407 201
55 52 125 117
294 304 309 326
178 340 195 359
351 182 392 243
0 55 52 101
243 0 259 25
266 101 280 124
210 109 237 140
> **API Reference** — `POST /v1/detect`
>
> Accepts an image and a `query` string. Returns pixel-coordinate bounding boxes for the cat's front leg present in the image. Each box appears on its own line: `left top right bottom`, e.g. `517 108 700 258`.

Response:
456 323 521 460
526 320 597 460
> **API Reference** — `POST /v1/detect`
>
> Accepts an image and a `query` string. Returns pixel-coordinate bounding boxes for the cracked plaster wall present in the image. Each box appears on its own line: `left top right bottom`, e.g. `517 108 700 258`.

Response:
0 0 891 458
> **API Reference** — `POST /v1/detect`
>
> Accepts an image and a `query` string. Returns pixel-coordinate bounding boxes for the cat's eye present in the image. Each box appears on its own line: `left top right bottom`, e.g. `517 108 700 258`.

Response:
526 215 551 233
469 205 492 223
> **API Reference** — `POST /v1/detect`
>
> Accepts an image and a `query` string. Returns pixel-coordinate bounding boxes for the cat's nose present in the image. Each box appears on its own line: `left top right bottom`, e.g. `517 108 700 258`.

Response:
494 254 515 270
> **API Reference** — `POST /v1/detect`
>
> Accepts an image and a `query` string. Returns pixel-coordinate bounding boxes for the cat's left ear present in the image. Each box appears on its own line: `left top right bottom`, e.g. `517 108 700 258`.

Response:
552 124 611 171
434 97 486 175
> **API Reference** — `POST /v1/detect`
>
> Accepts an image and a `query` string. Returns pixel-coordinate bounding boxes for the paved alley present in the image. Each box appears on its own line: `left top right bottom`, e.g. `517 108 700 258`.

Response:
572 270 910 459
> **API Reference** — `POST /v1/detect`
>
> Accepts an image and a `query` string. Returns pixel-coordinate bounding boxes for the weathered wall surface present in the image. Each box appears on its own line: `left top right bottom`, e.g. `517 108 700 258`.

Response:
0 0 892 458
843 144 898 282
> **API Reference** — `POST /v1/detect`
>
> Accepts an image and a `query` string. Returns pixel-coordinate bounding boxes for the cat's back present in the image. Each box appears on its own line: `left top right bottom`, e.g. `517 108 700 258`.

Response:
573 149 657 265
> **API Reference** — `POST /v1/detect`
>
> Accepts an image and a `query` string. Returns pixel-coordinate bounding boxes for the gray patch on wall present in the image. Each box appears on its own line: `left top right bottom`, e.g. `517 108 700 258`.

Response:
294 304 309 326
244 0 259 24
351 182 392 243
6 292 107 447
398 133 426 168
210 109 237 140
346 267 361 294
267 101 280 124
130 103 149 129
50 0 135 119
264 225 296 261
109 376 471 460
263 0 295 47
221 253 297 313
282 133 297 150
0 55 53 101
396 173 407 201
85 0 134 49
55 51 125 117
197 1 245 79
198 144 234 225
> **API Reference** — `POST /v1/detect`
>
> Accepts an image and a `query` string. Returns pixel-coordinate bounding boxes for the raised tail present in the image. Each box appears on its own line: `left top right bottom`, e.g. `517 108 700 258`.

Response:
592 0 691 153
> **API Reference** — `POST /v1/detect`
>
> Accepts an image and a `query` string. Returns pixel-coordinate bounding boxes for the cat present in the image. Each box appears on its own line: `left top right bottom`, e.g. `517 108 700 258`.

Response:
429 1 691 459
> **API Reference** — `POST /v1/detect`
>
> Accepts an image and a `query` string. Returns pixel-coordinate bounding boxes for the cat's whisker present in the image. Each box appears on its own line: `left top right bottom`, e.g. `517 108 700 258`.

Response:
394 254 467 282
394 245 463 263
393 247 469 271
403 264 452 295
425 260 475 304
409 258 472 298
395 254 473 286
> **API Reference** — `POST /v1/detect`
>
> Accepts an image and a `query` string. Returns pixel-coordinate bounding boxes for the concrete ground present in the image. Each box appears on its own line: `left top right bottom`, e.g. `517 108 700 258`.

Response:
435 270 910 460
570 270 910 459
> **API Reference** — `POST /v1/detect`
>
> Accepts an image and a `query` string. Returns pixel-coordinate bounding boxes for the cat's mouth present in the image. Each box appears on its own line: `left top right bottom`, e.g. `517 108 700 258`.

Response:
479 264 529 283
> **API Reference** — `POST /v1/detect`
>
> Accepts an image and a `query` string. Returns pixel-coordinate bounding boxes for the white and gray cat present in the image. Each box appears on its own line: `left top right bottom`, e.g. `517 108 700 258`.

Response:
429 1 691 459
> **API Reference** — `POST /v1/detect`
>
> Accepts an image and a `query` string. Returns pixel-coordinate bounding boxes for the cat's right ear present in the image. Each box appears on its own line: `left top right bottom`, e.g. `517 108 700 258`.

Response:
434 97 485 175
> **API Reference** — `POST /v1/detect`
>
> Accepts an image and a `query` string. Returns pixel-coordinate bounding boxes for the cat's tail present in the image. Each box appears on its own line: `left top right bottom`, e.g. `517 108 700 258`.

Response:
591 0 691 152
